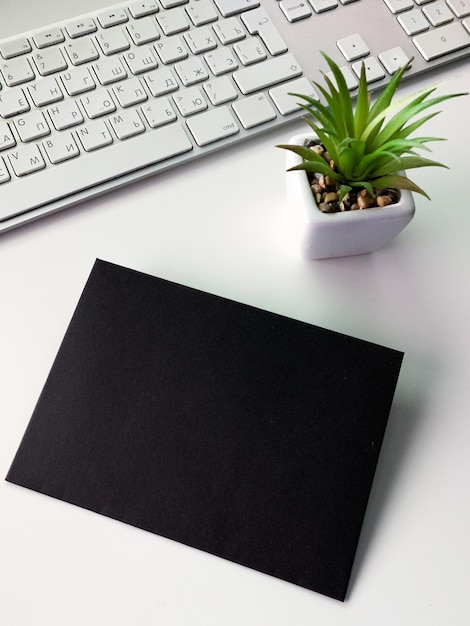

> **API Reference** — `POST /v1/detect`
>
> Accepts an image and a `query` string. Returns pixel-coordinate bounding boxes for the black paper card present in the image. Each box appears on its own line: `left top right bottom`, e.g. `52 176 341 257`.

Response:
6 259 403 601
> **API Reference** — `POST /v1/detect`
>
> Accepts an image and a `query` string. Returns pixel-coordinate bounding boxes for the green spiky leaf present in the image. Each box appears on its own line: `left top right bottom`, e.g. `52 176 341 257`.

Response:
278 51 467 201
370 174 430 199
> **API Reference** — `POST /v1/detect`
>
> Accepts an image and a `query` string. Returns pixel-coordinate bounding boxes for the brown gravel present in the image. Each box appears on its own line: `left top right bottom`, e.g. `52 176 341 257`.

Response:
305 140 400 213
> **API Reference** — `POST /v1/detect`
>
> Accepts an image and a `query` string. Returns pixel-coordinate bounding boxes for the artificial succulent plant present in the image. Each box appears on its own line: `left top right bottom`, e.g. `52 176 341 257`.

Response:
278 53 467 203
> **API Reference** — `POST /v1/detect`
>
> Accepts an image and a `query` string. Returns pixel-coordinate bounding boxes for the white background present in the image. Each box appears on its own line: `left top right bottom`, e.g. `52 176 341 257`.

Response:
1 1 469 624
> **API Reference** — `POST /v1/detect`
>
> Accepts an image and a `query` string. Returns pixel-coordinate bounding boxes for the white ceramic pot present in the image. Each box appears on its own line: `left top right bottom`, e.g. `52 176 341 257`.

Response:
285 134 416 260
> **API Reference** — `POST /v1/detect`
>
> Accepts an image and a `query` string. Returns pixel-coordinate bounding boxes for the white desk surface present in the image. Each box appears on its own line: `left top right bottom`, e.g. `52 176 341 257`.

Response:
1 1 470 624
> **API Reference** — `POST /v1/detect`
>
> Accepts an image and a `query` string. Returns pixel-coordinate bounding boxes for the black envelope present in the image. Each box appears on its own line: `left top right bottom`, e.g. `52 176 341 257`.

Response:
6 259 403 601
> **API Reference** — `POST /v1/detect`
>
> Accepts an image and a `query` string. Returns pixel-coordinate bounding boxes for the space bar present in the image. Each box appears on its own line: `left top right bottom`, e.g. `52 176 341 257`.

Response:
0 123 192 222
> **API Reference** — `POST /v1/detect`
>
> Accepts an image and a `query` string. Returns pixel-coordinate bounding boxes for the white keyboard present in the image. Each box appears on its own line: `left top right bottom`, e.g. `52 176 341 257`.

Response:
1 0 470 232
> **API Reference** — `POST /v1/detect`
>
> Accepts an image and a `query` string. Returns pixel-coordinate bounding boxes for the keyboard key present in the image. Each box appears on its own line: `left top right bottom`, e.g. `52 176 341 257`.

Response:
32 48 68 76
65 38 100 65
413 22 470 59
383 0 414 13
1 57 35 86
279 0 312 23
204 48 238 75
174 57 209 85
212 17 246 44
186 0 219 25
269 77 319 115
76 120 113 151
143 67 179 95
309 0 338 12
447 0 470 17
61 66 96 95
337 34 369 61
184 26 218 54
233 53 302 94
0 157 11 183
94 57 128 85
423 1 454 26
234 38 267 65
160 0 188 7
126 19 161 45
213 0 260 17
8 144 46 176
48 100 84 130
109 109 146 139
241 8 288 55
33 28 65 49
113 77 148 107
232 92 277 128
352 56 385 82
128 1 160 18
172 86 208 115
97 9 129 28
65 18 97 39
42 133 80 163
0 87 30 118
141 99 177 127
326 64 358 89
186 106 239 145
379 47 410 73
96 28 131 55
14 110 51 142
398 9 430 35
154 35 188 63
0 122 16 150
81 88 117 118
157 8 190 35
0 37 31 59
203 76 238 104
28 77 64 107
